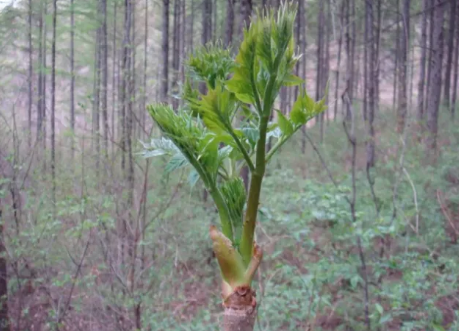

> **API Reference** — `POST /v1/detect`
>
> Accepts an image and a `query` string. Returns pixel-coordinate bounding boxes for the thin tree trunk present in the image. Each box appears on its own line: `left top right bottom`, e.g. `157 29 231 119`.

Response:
120 1 128 170
418 0 428 121
363 0 368 122
43 2 48 170
172 0 181 109
452 1 459 119
375 0 381 112
28 0 33 146
189 0 194 53
301 1 307 153
366 0 376 168
126 0 134 205
426 0 435 111
294 0 303 101
131 0 137 138
240 0 252 30
161 0 170 102
344 0 352 121
101 0 108 158
225 0 235 47
0 209 9 331
202 0 213 44
142 0 148 137
324 0 330 123
397 0 409 133
112 2 117 155
350 0 356 102
443 0 456 109
392 0 400 113
213 0 218 41
316 0 324 141
426 0 445 152
37 2 43 143
180 0 186 83
93 22 101 170
334 0 344 122
70 0 75 158
51 0 57 204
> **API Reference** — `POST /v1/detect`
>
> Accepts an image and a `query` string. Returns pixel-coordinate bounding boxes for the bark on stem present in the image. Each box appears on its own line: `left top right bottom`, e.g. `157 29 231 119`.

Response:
222 308 256 331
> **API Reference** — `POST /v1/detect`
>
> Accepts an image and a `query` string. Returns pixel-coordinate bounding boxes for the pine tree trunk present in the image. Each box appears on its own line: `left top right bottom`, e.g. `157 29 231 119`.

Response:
112 2 117 156
180 0 186 84
324 0 330 124
426 0 435 111
70 0 76 157
142 0 148 137
316 0 324 141
443 0 456 109
27 0 33 146
161 0 170 103
366 0 376 167
240 0 252 29
0 209 9 331
213 0 218 41
37 2 43 143
42 1 48 169
172 0 181 109
125 0 134 205
202 0 213 44
417 0 428 121
293 0 303 101
51 0 57 203
225 0 235 47
102 0 109 158
426 0 445 152
189 0 194 53
452 0 459 119
392 0 400 113
131 0 137 139
375 0 381 112
344 0 352 121
334 0 344 121
301 1 307 153
396 0 409 133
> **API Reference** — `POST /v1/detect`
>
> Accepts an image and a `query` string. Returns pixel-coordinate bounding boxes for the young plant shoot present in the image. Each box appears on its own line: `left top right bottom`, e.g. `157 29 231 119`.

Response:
143 3 326 330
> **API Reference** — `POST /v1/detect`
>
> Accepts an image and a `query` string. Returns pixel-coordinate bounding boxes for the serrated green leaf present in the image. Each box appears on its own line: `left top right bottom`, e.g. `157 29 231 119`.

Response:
165 153 189 174
242 127 260 149
186 42 234 88
221 178 246 247
283 74 303 86
290 101 307 125
276 110 293 135
235 93 255 105
187 169 200 188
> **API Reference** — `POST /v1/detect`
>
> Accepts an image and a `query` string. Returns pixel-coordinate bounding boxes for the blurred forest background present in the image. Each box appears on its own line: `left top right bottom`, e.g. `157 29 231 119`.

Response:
0 0 459 330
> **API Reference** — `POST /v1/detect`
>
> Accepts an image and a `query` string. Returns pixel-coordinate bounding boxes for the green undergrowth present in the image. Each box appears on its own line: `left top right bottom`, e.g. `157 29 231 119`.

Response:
2 110 459 330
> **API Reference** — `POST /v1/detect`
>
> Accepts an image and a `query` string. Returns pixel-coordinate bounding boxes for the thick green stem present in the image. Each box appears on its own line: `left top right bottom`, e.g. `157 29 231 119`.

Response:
239 54 280 264
210 187 234 242
227 128 255 172
239 116 269 264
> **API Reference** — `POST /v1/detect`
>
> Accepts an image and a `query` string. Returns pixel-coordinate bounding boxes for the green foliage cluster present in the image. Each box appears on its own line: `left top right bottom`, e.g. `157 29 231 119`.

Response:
143 5 326 274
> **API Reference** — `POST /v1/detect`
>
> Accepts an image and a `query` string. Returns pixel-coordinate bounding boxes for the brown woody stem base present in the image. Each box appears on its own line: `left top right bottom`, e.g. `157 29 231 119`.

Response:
222 307 257 331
